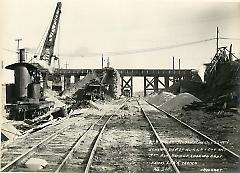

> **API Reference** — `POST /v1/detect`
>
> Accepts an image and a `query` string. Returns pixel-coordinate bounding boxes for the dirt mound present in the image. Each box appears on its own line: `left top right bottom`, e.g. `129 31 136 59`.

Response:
147 92 176 106
160 92 201 111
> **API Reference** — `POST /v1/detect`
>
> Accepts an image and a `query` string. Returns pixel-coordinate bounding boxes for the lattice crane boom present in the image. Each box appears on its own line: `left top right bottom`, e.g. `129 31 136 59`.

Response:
40 2 62 66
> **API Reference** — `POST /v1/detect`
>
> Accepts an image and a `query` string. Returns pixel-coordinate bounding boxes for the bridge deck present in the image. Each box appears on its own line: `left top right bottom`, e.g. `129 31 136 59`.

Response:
54 68 196 77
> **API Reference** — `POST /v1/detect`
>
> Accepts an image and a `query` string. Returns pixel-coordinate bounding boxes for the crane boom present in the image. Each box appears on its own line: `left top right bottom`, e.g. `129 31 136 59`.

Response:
40 2 62 66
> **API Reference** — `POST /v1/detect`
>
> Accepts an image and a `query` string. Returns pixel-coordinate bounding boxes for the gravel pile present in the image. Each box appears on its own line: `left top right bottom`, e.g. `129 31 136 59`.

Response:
160 92 201 111
147 92 176 106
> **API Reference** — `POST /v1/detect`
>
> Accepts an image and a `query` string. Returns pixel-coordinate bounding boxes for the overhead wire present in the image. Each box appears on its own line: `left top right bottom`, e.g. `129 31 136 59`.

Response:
219 37 240 41
79 37 240 57
80 38 216 57
3 36 240 60
34 16 53 57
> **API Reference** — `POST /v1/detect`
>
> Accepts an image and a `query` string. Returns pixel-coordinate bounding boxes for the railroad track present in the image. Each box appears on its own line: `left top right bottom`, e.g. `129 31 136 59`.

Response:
137 99 240 173
2 98 239 172
87 98 179 172
1 116 83 171
1 100 125 172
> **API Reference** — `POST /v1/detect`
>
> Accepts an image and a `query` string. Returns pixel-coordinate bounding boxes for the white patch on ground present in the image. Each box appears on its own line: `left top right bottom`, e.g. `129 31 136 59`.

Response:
100 129 150 147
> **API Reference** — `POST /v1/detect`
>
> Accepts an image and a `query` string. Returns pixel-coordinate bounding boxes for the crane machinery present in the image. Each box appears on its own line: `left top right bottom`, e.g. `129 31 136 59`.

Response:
31 2 62 89
32 2 62 72
4 2 62 120
39 2 62 68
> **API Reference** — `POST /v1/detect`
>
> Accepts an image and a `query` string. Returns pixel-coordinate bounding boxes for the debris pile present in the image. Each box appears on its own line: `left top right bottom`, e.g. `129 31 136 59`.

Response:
205 60 240 108
167 45 240 110
61 67 121 102
160 92 202 111
202 46 240 109
103 68 121 99
168 80 204 96
61 72 99 99
147 91 176 106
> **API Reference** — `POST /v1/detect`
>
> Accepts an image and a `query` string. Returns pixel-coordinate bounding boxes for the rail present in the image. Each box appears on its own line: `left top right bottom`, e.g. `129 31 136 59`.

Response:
137 100 180 173
146 100 240 161
1 117 81 172
54 114 107 172
55 99 128 172
84 115 114 173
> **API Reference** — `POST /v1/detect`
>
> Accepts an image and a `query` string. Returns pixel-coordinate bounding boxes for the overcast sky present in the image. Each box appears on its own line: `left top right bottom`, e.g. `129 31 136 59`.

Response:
1 0 240 89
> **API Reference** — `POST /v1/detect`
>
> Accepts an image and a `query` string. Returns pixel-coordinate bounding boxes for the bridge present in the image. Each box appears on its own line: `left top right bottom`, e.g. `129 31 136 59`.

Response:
52 68 199 96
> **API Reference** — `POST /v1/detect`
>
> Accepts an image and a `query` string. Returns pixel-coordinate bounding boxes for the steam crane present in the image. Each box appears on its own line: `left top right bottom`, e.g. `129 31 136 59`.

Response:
39 2 62 69
4 2 62 120
33 2 62 89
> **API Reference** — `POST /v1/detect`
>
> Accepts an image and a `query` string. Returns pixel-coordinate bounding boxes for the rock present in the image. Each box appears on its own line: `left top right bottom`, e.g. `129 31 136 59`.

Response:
25 158 48 170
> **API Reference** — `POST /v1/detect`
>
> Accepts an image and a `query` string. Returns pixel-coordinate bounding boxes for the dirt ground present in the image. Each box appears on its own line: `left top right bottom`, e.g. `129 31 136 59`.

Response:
91 99 173 172
148 91 240 156
168 109 240 156
2 95 239 172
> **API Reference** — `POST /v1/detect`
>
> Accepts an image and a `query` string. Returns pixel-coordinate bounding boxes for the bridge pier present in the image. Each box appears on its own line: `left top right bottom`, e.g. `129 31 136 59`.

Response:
121 76 133 97
61 75 64 91
144 76 167 96
164 77 169 89
74 75 81 83
64 75 71 89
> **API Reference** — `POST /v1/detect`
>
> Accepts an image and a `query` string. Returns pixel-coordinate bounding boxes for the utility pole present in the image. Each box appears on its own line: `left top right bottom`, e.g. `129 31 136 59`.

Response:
25 50 28 61
15 38 22 62
216 27 219 52
107 57 110 68
102 54 104 69
64 62 69 69
15 38 22 50
173 56 175 83
229 44 233 61
178 58 181 70
178 58 181 88
178 58 181 81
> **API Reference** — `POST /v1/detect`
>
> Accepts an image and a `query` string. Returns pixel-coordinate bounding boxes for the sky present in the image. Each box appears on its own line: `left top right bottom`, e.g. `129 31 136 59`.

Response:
1 0 240 90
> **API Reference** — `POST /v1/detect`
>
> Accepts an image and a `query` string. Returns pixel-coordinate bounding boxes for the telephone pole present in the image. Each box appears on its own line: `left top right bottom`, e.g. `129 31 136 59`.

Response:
107 57 110 67
102 54 104 69
178 58 181 70
15 38 22 50
173 56 175 83
15 38 22 62
216 27 219 52
64 62 69 69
